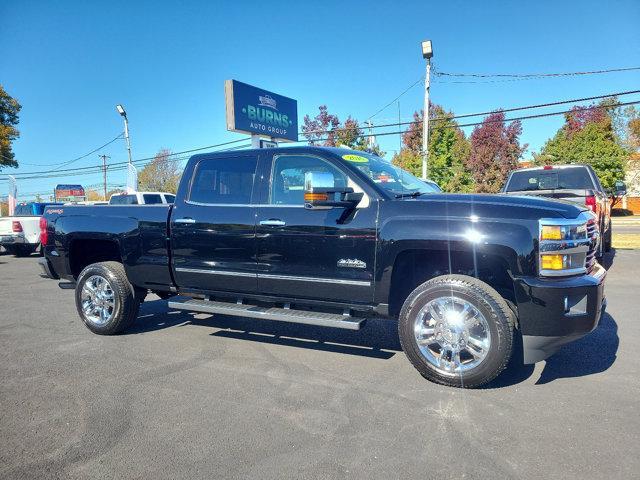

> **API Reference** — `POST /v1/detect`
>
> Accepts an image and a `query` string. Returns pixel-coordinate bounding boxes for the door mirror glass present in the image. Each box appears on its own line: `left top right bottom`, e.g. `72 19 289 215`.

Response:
304 171 335 190
614 180 627 196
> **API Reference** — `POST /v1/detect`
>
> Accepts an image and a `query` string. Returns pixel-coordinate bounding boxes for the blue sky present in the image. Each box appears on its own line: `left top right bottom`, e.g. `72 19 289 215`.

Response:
1 0 639 198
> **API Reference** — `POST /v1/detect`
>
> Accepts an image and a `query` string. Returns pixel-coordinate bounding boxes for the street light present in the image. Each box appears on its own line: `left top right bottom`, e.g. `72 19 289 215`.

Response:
115 104 133 165
421 40 433 59
421 40 433 179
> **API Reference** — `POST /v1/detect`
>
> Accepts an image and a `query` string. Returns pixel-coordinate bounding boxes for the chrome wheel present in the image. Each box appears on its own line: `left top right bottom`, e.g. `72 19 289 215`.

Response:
80 275 116 326
413 296 491 375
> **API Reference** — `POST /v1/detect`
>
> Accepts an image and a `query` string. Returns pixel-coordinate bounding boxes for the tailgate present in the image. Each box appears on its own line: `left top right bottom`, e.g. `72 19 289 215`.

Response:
0 218 13 235
505 189 589 205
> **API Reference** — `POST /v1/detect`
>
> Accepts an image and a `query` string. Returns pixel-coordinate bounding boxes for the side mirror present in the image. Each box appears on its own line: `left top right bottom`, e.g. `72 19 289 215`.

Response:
303 171 363 210
614 180 627 197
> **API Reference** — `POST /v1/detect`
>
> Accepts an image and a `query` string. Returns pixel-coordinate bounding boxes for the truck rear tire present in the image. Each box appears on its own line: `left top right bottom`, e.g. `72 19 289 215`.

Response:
75 261 141 335
398 274 514 388
604 221 612 252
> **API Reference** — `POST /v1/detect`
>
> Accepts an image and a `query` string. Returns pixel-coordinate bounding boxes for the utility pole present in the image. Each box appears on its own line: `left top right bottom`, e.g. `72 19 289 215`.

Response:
421 40 433 180
99 154 110 200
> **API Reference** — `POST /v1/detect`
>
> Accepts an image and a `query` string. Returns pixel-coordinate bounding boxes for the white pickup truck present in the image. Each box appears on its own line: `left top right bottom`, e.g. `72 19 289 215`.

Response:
0 202 62 256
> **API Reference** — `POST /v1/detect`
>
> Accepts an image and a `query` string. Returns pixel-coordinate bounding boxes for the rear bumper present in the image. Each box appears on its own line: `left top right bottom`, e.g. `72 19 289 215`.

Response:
514 263 606 364
0 233 26 245
38 257 59 280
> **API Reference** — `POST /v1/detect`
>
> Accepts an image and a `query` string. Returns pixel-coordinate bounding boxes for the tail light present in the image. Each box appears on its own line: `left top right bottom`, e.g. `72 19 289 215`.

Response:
39 216 48 245
585 195 597 213
12 221 23 233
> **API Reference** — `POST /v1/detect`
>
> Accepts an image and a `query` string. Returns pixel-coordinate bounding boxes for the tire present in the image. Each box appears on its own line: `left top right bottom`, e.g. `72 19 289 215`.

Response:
604 221 612 252
398 274 514 388
75 261 141 335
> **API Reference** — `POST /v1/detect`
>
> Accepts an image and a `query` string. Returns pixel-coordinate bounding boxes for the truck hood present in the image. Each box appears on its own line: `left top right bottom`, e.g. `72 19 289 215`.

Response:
408 193 587 219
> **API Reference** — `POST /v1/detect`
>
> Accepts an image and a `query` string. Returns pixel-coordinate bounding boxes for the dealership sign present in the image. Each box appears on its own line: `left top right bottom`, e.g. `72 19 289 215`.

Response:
225 80 298 142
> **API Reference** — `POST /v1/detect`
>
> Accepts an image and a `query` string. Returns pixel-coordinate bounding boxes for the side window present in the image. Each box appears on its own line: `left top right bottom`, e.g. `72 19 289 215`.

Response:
143 194 163 204
164 194 176 203
14 204 32 216
189 156 257 205
270 155 347 205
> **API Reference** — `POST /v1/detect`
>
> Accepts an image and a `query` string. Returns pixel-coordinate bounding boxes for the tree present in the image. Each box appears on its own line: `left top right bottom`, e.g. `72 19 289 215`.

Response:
468 111 526 193
302 106 385 156
0 85 22 170
392 106 473 192
86 189 105 201
138 149 182 193
302 105 340 146
539 100 628 194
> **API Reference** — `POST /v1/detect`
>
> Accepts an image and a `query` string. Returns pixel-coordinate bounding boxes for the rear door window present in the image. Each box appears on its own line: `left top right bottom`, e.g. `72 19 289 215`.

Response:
143 194 163 204
188 156 257 205
506 167 596 191
14 204 33 216
110 195 138 205
164 194 176 203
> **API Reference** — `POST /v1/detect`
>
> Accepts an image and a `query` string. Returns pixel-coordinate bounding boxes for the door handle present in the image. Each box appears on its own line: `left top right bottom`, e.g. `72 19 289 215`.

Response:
174 217 196 224
259 219 286 227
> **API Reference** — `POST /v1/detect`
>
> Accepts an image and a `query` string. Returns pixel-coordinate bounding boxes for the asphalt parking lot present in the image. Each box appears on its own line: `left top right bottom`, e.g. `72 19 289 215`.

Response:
1 250 639 480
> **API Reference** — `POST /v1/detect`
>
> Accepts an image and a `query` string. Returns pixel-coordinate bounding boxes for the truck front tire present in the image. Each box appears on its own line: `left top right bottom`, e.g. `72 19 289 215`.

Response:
75 261 141 335
398 274 514 388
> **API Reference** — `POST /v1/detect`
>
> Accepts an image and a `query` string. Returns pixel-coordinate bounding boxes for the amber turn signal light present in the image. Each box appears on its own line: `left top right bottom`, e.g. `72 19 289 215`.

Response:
541 254 564 270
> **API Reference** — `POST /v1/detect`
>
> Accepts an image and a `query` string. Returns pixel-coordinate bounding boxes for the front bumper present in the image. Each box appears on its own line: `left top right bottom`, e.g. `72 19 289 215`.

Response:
514 263 606 363
0 233 26 246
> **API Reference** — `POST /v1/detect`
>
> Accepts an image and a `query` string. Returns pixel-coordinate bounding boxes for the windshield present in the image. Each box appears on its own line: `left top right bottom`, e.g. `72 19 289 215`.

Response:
341 152 441 197
506 167 595 192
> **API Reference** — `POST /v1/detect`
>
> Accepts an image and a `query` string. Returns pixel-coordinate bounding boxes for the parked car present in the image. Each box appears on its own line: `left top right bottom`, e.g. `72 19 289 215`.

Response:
39 147 605 388
109 192 176 205
502 164 625 257
0 202 63 256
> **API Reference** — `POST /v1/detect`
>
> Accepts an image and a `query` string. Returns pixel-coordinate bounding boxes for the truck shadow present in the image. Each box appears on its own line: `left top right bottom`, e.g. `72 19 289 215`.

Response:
534 312 619 385
485 312 619 388
130 299 401 360
131 300 619 384
602 248 616 270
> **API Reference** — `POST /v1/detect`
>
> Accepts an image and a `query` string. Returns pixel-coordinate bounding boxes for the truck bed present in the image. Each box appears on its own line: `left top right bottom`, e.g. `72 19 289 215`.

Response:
43 204 174 289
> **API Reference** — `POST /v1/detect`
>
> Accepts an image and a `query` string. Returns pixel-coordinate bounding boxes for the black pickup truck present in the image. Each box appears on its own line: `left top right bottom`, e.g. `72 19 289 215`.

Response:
39 147 606 388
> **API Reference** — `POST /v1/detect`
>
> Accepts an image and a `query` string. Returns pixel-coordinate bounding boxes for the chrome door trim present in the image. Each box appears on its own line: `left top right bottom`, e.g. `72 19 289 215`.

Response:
174 267 371 286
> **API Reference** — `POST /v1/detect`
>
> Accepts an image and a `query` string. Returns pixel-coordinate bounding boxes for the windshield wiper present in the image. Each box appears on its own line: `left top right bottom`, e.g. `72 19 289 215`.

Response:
394 191 426 199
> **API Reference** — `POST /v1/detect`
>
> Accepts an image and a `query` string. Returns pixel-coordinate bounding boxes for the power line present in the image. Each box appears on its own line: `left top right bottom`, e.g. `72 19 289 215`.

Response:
1 138 248 179
300 90 640 137
433 65 640 79
14 133 124 168
1 142 252 182
299 99 640 143
366 77 423 120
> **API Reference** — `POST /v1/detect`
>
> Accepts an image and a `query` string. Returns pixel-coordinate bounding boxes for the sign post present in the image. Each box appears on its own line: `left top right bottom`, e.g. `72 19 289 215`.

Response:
225 80 298 147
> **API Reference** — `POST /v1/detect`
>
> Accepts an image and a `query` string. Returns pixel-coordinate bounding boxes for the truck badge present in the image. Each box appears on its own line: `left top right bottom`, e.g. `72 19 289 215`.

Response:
337 259 367 269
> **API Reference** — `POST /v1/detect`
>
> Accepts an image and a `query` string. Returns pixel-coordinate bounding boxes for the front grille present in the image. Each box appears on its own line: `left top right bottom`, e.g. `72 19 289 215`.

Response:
586 219 598 272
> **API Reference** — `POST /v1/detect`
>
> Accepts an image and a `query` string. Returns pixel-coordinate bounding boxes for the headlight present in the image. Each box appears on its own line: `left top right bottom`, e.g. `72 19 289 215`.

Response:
538 216 593 277
540 223 587 241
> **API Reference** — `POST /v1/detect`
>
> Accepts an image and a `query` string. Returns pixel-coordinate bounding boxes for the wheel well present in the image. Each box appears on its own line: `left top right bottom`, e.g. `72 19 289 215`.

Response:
388 249 516 317
69 239 122 278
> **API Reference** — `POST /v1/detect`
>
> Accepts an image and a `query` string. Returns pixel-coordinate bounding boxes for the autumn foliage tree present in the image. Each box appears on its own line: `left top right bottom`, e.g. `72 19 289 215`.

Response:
393 105 473 192
0 85 21 170
539 100 627 194
138 149 182 193
468 111 526 193
302 106 384 155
